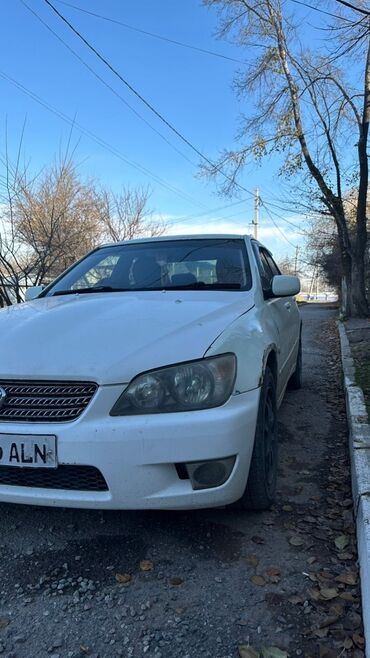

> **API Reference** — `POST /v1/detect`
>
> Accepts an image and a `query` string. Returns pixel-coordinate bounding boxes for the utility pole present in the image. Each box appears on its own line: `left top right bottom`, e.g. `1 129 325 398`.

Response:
294 245 299 276
251 188 260 240
309 264 316 298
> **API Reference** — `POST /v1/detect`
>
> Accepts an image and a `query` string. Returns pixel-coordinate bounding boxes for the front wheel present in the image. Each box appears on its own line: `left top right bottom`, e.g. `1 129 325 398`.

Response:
235 366 278 511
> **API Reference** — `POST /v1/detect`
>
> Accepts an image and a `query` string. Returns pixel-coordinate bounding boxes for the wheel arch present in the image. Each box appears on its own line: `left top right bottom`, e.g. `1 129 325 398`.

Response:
262 347 278 386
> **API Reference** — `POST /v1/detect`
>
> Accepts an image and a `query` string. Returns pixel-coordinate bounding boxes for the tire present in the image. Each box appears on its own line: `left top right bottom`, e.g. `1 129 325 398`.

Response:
236 366 278 511
288 334 302 390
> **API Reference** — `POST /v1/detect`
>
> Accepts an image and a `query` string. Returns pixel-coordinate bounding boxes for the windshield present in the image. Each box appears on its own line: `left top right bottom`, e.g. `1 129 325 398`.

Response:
43 238 252 296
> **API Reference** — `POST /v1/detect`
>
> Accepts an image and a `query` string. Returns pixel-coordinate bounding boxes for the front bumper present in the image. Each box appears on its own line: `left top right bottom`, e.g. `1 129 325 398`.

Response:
0 385 260 510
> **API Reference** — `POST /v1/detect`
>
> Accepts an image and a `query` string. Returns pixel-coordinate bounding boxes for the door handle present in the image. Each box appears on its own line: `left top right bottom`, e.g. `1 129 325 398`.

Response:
284 301 291 310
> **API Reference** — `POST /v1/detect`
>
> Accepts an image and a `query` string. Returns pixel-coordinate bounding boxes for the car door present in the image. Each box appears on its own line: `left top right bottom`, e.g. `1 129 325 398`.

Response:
263 249 300 355
251 243 295 401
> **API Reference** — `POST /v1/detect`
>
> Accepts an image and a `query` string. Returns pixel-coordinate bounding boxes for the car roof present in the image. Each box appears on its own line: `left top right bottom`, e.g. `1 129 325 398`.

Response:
100 234 253 248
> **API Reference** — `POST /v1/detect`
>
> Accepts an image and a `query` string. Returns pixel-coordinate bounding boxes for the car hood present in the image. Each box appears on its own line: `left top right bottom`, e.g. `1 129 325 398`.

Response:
0 291 254 384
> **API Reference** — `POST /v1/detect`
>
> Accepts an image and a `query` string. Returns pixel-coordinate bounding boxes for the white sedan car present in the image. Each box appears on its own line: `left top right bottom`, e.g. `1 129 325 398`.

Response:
0 235 301 511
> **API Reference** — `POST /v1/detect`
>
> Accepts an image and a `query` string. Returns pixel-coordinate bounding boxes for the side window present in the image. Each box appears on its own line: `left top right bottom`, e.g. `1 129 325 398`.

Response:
251 243 272 293
264 252 281 277
259 251 274 291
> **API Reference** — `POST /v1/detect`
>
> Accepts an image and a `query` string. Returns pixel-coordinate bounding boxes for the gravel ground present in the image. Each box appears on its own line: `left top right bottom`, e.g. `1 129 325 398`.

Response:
0 304 364 658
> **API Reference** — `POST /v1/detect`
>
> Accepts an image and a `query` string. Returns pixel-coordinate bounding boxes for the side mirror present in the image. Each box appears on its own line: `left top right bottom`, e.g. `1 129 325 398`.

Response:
25 286 44 301
271 275 300 297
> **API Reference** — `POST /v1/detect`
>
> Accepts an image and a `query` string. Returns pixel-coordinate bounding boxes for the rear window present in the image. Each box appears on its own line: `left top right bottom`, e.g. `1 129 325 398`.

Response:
44 238 252 295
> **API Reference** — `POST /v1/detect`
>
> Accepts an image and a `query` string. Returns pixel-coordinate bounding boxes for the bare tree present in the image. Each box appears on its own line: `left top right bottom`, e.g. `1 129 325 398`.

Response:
277 255 303 277
14 157 103 284
0 129 37 306
204 0 369 317
306 191 370 297
0 229 34 306
0 135 167 304
100 186 166 242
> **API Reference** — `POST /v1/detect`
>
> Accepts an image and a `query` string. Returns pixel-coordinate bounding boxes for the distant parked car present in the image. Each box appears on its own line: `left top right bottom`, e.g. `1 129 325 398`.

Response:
0 235 301 510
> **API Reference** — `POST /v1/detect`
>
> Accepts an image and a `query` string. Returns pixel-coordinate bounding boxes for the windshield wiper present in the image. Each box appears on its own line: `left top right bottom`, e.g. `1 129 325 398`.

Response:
52 286 130 296
163 282 242 291
52 283 242 296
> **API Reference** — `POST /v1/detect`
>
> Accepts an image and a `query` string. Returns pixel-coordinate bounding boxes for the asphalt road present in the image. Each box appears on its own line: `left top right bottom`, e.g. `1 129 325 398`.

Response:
0 305 363 658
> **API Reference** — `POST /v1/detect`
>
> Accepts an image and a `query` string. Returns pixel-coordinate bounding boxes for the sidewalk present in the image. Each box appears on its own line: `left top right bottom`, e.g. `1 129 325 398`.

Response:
337 318 370 658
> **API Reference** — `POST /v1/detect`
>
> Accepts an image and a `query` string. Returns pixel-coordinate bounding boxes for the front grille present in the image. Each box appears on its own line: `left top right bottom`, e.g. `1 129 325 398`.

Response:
0 380 98 422
0 465 108 491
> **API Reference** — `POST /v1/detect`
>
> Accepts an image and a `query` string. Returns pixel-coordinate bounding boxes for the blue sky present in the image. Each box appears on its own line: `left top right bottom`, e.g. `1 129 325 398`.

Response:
0 0 323 261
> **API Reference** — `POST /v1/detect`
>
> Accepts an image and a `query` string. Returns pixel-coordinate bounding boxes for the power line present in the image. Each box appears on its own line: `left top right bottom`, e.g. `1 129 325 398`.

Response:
168 195 309 236
54 0 254 64
262 199 344 241
42 0 257 201
260 200 309 235
1 72 302 240
261 198 309 215
44 0 355 222
289 0 357 22
22 0 314 241
21 0 198 169
42 0 234 171
0 69 210 210
333 0 370 16
0 71 258 227
168 199 246 226
261 203 300 248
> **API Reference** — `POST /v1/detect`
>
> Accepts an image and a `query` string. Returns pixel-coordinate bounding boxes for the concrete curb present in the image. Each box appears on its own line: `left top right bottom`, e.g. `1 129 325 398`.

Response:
337 321 370 657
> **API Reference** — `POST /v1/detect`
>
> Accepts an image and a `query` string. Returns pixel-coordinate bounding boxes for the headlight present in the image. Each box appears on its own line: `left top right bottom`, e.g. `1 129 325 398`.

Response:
110 354 236 415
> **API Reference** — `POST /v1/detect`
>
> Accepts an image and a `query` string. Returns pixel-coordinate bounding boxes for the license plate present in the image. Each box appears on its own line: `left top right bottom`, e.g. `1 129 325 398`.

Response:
0 434 57 468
